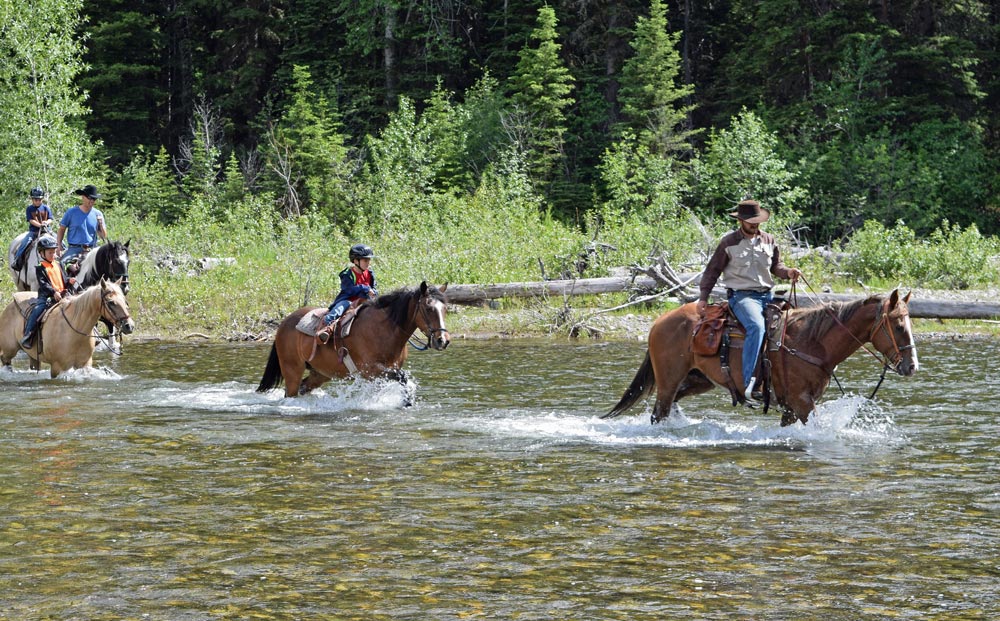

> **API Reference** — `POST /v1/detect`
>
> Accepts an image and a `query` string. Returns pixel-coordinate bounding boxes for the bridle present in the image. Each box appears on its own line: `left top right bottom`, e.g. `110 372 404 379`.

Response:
781 278 915 401
409 294 449 351
868 298 915 373
59 286 132 355
90 243 130 293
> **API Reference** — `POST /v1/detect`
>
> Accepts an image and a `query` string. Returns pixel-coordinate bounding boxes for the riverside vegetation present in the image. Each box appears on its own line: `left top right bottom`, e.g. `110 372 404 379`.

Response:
3 2 999 340
3 186 997 342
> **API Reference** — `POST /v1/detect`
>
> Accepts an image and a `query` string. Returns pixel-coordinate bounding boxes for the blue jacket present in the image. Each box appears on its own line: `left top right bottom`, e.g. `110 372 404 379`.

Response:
332 266 377 307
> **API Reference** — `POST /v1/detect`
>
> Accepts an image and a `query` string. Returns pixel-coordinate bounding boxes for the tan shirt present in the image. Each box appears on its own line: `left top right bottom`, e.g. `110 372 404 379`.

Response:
699 229 794 301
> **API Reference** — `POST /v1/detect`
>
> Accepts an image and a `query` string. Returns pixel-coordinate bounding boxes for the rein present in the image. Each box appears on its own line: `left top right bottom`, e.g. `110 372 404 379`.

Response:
57 289 128 356
784 275 912 399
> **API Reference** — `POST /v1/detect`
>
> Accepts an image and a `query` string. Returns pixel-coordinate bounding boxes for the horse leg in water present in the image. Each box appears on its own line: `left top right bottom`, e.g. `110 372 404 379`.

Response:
384 368 414 407
298 368 332 395
647 346 694 424
674 369 715 401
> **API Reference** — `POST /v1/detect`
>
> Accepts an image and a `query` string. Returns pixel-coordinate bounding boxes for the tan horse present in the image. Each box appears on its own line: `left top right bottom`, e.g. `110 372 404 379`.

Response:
0 279 135 377
605 289 919 426
256 282 450 398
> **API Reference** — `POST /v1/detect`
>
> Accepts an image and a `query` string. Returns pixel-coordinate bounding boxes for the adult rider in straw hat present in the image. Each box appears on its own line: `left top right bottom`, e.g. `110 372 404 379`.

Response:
696 199 802 404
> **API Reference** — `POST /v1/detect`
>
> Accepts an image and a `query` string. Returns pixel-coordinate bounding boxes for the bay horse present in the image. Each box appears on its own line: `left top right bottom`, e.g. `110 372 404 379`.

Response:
0 278 135 378
256 282 450 398
605 289 919 426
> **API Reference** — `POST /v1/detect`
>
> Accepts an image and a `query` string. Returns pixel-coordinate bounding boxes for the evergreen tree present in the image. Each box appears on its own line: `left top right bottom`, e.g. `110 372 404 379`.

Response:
508 5 575 189
617 0 696 156
78 0 168 166
267 65 352 224
113 146 182 224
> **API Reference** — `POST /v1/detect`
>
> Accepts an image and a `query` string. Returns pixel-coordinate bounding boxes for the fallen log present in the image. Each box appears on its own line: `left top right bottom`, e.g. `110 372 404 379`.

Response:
444 277 1000 319
445 276 664 304
791 292 1000 320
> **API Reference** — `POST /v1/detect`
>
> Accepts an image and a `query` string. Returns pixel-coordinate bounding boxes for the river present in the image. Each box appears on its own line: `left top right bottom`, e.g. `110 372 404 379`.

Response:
1 338 997 619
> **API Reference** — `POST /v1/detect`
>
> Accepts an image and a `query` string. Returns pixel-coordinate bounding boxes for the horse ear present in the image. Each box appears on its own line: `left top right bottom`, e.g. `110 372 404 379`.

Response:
902 290 912 304
889 288 900 307
125 239 131 250
420 281 428 296
439 282 448 293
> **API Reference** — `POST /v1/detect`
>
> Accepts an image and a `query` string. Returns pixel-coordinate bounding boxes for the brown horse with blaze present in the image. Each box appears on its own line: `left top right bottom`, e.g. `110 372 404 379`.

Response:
605 289 918 426
257 282 450 398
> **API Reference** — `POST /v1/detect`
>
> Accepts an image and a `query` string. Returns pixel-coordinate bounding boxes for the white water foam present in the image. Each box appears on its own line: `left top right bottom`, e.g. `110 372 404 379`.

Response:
469 394 903 451
127 376 417 416
0 364 122 382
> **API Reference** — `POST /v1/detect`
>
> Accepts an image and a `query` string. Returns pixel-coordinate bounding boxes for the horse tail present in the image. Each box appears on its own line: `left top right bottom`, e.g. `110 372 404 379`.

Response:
256 344 284 393
602 350 655 419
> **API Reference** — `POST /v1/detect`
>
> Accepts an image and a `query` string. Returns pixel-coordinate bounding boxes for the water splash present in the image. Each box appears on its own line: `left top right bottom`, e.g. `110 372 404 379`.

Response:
122 375 418 416
470 394 904 452
0 364 122 382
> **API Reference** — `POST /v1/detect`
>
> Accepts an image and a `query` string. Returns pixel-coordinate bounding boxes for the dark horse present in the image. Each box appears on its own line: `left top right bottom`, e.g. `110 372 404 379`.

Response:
76 240 131 294
7 236 130 294
257 282 450 397
605 289 919 426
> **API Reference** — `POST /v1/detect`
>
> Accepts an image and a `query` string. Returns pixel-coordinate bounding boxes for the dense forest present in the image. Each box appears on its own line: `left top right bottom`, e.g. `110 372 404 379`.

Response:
2 0 998 250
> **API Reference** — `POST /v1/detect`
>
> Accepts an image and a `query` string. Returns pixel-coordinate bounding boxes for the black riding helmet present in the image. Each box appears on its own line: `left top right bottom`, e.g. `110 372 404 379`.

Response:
349 244 375 261
37 235 58 251
29 187 44 199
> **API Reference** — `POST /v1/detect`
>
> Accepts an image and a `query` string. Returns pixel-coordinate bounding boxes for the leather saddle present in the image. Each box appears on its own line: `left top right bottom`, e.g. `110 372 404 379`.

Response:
691 298 791 408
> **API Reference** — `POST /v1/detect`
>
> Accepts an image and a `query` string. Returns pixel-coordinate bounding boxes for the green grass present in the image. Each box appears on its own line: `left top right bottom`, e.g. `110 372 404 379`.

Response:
4 201 998 341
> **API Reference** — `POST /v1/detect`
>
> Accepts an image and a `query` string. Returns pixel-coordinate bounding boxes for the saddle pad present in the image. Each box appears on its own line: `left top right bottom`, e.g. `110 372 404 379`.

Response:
13 291 56 322
296 308 326 335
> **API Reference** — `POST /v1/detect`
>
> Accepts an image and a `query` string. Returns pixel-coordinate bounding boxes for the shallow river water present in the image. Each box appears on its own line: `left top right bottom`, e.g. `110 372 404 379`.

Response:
1 337 998 620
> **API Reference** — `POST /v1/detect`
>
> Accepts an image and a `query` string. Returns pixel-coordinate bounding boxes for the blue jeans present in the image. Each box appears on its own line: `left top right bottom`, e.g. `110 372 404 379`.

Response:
323 299 350 326
61 244 88 265
23 298 52 340
728 289 772 387
14 231 37 265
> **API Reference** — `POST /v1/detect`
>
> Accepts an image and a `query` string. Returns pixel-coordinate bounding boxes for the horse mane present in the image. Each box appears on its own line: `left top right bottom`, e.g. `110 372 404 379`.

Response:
362 285 447 329
788 294 883 343
80 240 129 287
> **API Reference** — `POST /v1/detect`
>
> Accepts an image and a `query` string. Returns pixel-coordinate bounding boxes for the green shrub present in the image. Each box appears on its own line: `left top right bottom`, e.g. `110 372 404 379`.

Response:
844 219 1000 288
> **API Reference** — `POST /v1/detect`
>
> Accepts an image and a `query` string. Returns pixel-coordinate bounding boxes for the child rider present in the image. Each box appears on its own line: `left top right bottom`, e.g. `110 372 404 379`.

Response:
317 244 378 344
20 235 81 349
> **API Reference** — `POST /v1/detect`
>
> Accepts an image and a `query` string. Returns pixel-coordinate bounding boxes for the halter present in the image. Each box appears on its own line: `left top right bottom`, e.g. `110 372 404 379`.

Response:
868 298 915 371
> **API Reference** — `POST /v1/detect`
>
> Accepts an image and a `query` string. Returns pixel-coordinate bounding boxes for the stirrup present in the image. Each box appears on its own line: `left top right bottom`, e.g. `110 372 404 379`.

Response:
316 325 333 344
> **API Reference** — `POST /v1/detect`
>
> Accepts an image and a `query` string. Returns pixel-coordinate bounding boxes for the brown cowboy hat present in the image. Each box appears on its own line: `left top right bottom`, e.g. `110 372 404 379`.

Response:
730 199 770 224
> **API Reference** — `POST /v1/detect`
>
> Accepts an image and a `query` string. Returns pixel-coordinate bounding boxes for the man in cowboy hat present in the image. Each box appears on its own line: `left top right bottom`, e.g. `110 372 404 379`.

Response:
56 184 108 267
696 199 802 404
